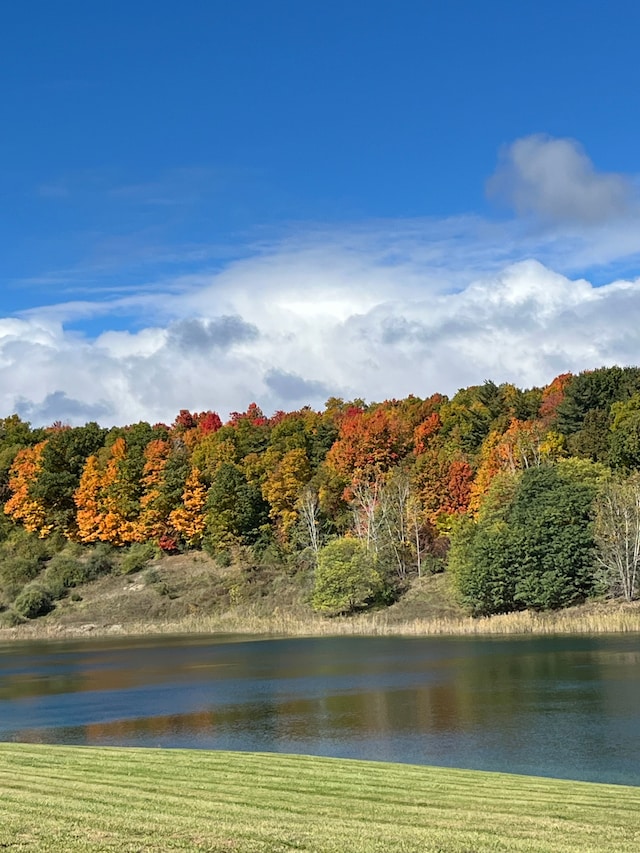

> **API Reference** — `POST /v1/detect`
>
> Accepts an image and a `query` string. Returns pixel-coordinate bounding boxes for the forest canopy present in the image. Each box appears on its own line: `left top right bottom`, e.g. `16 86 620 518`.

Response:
2 366 640 618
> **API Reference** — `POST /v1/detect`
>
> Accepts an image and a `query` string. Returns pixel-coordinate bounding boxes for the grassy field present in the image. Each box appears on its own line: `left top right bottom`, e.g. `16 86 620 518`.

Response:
1 744 639 852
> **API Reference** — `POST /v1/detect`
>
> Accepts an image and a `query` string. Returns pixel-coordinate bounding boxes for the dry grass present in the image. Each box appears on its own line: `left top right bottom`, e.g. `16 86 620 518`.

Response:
2 597 639 642
0 552 638 642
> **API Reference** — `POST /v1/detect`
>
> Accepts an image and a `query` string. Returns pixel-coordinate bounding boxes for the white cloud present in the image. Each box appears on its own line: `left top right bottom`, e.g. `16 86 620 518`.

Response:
3 249 640 427
487 135 634 224
4 135 640 427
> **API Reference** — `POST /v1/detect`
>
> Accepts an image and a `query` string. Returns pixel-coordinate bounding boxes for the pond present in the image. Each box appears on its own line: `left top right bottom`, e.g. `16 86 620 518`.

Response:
1 633 639 785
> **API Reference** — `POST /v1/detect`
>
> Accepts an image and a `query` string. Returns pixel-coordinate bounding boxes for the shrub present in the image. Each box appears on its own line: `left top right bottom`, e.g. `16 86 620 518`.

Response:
144 567 161 586
0 555 41 590
0 609 25 627
312 537 383 615
13 584 54 619
120 542 157 575
84 543 115 579
215 550 232 568
42 557 87 599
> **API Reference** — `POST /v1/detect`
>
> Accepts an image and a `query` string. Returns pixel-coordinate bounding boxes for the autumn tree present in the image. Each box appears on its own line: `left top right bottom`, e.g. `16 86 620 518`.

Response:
261 448 312 542
327 403 413 486
169 466 208 548
539 372 573 424
74 438 137 545
135 438 173 541
74 454 103 542
27 422 107 535
0 415 42 504
4 441 52 536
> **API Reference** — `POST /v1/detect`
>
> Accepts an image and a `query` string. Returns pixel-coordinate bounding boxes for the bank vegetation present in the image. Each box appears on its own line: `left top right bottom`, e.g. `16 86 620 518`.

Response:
2 366 640 635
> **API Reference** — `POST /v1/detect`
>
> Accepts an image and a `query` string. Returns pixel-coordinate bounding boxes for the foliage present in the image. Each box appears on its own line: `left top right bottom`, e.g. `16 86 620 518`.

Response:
450 461 605 614
312 537 383 614
326 403 413 484
609 394 640 470
30 422 108 534
84 542 115 575
13 583 54 619
4 365 640 615
4 441 52 536
120 542 157 575
169 466 207 547
204 462 269 550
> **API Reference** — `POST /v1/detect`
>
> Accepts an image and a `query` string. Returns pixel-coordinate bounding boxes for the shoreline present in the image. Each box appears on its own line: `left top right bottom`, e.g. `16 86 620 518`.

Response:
1 598 639 643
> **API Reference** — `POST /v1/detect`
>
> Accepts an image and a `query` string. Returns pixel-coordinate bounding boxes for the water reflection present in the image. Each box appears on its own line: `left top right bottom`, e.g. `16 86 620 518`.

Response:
1 634 639 784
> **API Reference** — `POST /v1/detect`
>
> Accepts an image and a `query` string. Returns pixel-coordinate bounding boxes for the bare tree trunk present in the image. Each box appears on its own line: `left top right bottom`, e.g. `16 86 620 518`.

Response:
351 480 381 555
594 475 640 601
298 486 321 565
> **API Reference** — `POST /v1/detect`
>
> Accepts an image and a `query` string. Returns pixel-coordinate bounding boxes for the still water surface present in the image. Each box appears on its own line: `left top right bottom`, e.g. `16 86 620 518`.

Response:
1 633 639 785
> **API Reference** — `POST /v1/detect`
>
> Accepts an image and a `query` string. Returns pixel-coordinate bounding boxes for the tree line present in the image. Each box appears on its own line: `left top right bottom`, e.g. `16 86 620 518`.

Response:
2 366 640 618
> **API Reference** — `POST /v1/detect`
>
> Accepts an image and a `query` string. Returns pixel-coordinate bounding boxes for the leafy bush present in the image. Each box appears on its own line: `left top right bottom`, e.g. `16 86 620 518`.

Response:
42 557 87 599
0 608 25 627
84 543 116 578
0 555 41 590
13 584 54 619
120 542 157 575
215 549 232 568
144 567 161 586
312 537 383 615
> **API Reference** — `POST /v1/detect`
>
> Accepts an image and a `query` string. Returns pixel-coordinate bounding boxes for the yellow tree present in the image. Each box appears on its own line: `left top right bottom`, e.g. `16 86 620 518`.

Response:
74 455 103 542
169 466 208 547
261 448 312 541
135 438 172 541
99 437 139 545
73 438 139 546
4 441 52 536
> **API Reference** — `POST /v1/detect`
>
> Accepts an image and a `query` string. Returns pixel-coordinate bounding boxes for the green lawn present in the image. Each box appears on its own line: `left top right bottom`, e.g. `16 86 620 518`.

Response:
1 744 639 852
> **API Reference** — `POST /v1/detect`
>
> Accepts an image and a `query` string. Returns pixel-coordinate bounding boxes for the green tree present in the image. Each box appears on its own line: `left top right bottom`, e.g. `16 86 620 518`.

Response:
449 460 605 614
609 394 640 470
204 462 268 550
312 537 383 614
448 471 521 615
30 422 107 534
552 367 640 464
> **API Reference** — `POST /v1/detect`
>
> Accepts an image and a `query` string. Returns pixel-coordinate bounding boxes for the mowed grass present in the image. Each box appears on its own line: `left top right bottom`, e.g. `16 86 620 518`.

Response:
1 745 640 852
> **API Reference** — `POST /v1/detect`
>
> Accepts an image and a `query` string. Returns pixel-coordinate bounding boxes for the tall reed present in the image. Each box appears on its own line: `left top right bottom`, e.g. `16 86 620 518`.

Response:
3 601 638 640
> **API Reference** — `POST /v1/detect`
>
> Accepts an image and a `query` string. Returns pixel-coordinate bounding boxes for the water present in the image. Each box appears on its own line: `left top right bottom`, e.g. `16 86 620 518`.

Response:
1 633 639 784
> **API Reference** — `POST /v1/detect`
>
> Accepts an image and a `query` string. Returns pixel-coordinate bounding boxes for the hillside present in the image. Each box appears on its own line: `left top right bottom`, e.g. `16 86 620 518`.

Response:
2 366 640 631
2 547 638 641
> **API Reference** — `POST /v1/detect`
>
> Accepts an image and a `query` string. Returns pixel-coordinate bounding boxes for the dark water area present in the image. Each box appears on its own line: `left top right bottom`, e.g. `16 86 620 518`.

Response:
1 633 639 785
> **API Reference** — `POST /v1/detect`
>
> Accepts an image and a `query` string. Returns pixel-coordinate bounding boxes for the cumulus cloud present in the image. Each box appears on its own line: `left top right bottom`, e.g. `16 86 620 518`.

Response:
4 136 640 427
15 392 113 424
3 251 640 427
487 135 634 224
264 369 336 403
167 316 259 353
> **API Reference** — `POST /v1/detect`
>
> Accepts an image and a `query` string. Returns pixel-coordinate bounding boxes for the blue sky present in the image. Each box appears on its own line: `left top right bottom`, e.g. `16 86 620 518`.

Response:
2 1 640 425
